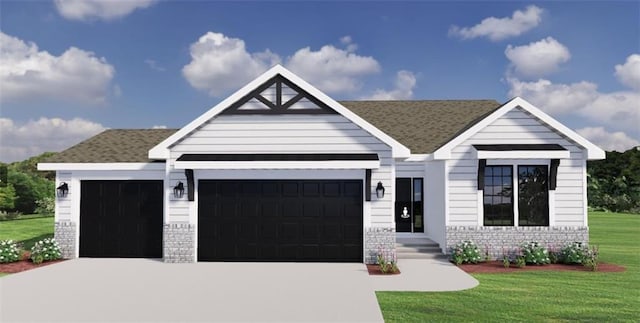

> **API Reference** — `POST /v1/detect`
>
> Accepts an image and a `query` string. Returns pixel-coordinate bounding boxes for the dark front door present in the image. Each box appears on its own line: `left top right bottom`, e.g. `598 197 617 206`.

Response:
198 180 363 262
395 177 424 233
395 178 412 232
79 181 163 258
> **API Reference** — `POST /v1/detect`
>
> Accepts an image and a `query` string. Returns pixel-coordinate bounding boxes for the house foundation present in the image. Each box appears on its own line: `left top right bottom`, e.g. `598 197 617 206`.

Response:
445 226 589 259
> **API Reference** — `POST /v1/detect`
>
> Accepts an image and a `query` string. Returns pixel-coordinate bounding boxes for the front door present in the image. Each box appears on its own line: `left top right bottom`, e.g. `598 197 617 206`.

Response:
395 177 424 233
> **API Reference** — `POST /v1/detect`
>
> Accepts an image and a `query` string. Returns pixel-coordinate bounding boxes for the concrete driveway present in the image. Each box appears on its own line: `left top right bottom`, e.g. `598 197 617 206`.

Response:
0 259 383 322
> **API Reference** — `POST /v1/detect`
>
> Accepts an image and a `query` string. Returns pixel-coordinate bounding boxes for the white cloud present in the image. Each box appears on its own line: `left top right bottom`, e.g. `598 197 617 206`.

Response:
615 54 640 90
144 59 165 72
182 32 380 97
505 37 571 78
0 32 115 104
507 78 599 115
508 78 639 134
577 127 639 152
286 45 380 94
182 32 281 97
449 5 543 41
363 70 417 100
54 0 156 21
152 125 167 129
0 117 106 162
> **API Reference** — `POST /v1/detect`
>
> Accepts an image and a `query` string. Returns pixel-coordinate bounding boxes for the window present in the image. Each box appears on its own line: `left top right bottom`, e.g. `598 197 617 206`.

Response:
482 164 550 226
483 166 514 226
518 165 549 226
413 178 423 232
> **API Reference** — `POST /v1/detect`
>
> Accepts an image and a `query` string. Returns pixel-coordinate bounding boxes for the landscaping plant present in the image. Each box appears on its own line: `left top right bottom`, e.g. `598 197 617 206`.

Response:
520 241 550 265
376 249 399 274
30 238 62 264
560 242 600 271
0 239 20 263
450 240 483 265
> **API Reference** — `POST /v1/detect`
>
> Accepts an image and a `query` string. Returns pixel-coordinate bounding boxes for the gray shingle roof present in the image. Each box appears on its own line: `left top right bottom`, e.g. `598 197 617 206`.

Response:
44 100 501 163
44 129 178 163
340 100 501 154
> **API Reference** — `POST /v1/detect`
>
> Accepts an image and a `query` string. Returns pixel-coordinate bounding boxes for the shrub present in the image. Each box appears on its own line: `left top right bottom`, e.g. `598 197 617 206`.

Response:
376 249 399 274
560 242 600 270
30 238 62 264
0 211 21 221
450 240 483 265
0 239 20 263
520 241 550 265
35 196 55 215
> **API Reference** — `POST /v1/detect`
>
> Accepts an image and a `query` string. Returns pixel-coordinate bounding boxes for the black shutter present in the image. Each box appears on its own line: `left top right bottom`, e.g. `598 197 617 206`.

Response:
477 159 487 190
365 169 372 201
185 169 195 201
549 159 560 190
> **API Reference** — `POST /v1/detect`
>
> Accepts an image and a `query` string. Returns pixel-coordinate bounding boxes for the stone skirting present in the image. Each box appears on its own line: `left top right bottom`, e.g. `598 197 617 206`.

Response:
163 223 195 263
364 227 396 264
446 226 589 259
54 221 76 259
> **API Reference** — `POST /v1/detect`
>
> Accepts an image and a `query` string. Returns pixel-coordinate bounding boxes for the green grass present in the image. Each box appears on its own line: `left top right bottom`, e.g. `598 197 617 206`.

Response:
0 215 54 250
377 212 640 322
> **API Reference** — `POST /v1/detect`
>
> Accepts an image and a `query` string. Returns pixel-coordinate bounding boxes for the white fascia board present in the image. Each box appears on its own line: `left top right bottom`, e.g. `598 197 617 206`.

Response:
403 154 432 162
473 150 570 160
148 65 411 160
173 160 380 170
37 163 166 171
433 97 605 160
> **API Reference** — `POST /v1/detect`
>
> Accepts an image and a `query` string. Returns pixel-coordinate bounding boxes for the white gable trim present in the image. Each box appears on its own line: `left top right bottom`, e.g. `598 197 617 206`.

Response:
174 160 380 170
432 97 605 160
149 65 410 160
38 163 166 171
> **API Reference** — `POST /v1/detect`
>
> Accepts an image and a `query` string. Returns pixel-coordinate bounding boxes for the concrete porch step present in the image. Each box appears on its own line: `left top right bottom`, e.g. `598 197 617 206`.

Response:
396 252 447 260
395 237 444 260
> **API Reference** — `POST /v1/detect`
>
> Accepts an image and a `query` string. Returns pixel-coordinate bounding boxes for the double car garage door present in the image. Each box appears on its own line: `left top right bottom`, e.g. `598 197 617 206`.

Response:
80 180 363 262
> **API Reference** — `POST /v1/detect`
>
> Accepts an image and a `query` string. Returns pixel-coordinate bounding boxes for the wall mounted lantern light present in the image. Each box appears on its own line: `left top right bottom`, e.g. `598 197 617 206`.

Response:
173 181 185 199
57 182 69 198
375 181 385 199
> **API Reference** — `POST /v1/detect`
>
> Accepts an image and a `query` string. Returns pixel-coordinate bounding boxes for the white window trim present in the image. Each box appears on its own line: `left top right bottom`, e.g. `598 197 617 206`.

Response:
481 160 554 227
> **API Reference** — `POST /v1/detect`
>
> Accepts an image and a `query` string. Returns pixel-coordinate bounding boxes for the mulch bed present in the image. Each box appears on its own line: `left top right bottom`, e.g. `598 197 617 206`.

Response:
366 264 401 275
0 253 66 274
458 261 626 273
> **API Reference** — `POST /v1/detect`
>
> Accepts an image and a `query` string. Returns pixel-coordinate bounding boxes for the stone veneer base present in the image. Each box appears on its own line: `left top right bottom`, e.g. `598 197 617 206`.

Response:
163 223 196 263
446 226 589 259
54 221 77 259
364 227 396 264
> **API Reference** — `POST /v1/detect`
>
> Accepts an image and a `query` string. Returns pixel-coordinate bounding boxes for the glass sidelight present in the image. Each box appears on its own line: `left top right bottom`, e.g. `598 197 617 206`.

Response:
394 177 424 233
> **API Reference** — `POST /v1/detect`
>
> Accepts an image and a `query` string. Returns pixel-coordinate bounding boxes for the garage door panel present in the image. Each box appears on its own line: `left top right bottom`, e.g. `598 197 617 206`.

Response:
80 181 162 258
198 180 362 262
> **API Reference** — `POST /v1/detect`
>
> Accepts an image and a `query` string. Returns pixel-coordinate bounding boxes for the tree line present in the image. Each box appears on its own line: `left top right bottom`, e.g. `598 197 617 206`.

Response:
1 148 638 216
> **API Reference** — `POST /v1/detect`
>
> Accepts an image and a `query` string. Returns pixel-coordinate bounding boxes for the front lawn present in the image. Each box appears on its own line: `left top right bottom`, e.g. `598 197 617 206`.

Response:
377 212 640 322
0 215 54 250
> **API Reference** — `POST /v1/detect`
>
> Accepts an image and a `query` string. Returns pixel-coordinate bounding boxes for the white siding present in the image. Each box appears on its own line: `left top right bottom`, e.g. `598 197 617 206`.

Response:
447 107 586 226
424 161 446 249
396 161 425 178
167 114 394 226
55 171 72 221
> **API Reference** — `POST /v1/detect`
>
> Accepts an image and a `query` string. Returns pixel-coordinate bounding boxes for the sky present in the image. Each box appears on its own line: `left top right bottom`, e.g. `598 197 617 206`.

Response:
0 0 638 162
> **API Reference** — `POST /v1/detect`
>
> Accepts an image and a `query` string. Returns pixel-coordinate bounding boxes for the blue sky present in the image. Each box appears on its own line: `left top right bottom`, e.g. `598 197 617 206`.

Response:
1 1 638 162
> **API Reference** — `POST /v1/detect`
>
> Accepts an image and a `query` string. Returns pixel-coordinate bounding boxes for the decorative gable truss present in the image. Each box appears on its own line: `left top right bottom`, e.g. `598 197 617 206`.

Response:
222 75 337 115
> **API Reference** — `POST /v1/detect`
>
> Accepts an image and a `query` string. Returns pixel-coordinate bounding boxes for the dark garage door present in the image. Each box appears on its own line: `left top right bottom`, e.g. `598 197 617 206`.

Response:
80 181 163 258
198 180 363 262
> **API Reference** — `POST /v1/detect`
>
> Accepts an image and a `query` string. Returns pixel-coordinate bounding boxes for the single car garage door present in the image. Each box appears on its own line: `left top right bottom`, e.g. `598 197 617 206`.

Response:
198 180 363 262
80 180 163 258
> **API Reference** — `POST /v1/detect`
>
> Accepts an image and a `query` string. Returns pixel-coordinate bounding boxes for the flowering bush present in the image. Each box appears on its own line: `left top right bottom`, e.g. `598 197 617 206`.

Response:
376 248 399 274
30 238 62 264
450 240 482 265
0 240 20 263
520 241 550 265
561 242 599 271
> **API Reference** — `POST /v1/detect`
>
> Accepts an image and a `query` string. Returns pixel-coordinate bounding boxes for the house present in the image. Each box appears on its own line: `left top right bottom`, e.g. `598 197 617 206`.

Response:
38 65 605 263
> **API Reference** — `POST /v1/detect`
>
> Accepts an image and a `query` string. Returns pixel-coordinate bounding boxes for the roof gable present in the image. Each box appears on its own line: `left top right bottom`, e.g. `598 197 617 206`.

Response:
148 65 411 159
432 97 606 160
